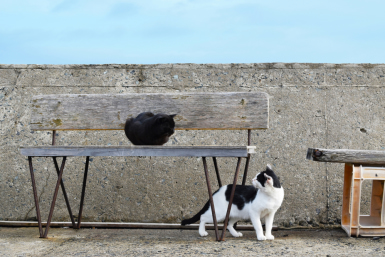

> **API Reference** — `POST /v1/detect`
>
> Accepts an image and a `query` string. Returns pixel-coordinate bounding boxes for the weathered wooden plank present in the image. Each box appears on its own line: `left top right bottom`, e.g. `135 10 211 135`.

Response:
307 148 385 165
30 92 269 130
20 146 251 157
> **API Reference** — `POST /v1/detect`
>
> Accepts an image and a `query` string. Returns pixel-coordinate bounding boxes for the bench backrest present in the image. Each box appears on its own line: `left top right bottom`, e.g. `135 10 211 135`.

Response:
30 92 269 131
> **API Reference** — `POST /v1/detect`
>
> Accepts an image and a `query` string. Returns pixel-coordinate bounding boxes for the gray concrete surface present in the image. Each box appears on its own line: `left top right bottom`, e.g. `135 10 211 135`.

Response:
1 226 384 256
1 63 385 227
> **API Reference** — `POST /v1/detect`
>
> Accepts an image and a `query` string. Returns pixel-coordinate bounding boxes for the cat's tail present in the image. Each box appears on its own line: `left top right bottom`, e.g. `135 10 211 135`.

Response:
181 200 210 226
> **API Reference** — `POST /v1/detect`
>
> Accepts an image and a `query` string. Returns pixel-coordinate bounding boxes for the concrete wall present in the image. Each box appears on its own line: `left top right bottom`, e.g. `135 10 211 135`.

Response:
1 63 385 228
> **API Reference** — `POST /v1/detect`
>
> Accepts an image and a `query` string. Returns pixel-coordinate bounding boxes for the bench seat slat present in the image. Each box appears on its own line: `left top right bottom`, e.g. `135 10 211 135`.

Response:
20 146 252 157
30 92 269 130
307 148 385 165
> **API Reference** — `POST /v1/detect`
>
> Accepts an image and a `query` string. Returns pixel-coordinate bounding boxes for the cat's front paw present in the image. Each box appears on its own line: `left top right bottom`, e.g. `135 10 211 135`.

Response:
199 231 208 237
232 232 243 238
265 235 274 240
257 235 266 241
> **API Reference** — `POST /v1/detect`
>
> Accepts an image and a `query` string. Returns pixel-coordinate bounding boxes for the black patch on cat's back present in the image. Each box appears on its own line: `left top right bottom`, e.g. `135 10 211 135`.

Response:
225 185 258 210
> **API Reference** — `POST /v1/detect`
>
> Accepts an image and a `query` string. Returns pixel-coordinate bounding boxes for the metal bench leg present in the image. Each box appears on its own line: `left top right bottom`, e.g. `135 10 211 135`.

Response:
242 129 252 186
220 157 242 241
28 157 43 238
43 156 67 238
212 157 222 188
52 157 76 228
241 155 250 186
77 156 90 229
202 157 220 241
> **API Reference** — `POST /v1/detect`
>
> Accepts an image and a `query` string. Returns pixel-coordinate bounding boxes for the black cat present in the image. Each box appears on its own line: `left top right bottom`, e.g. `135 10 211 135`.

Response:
124 112 176 145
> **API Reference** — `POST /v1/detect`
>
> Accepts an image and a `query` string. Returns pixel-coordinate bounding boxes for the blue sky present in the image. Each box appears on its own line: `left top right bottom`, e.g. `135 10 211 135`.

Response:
1 0 384 64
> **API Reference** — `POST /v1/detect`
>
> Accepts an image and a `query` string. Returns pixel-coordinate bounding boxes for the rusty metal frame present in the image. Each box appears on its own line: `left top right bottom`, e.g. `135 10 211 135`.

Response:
77 156 90 229
28 156 43 238
203 130 252 241
202 157 220 240
28 155 67 238
27 130 254 240
52 157 75 227
202 157 244 241
50 130 90 229
220 157 242 241
212 157 222 188
242 130 251 186
28 155 90 238
27 127 91 238
43 156 67 238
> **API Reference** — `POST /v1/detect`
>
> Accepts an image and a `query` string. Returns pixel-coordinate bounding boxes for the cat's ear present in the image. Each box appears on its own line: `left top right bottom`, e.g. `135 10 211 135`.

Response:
266 164 273 171
264 173 273 186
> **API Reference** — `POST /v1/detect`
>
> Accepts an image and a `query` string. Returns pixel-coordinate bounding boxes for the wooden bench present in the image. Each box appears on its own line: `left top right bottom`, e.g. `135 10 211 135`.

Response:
307 148 385 237
20 92 269 241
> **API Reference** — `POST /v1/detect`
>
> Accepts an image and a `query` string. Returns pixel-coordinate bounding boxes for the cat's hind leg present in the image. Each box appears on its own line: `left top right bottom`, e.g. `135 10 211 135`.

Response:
227 218 242 237
198 214 211 237
198 222 208 237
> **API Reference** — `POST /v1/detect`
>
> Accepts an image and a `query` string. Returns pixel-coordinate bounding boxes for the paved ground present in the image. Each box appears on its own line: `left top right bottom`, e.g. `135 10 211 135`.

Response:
1 226 384 256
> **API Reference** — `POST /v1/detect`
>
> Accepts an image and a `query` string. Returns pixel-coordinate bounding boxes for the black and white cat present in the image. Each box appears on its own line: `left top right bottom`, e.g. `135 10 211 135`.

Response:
124 112 176 145
181 164 284 240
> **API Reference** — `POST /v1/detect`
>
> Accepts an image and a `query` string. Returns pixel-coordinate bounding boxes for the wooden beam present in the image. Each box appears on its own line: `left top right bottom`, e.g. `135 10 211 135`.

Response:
30 92 269 130
20 145 252 157
307 148 385 165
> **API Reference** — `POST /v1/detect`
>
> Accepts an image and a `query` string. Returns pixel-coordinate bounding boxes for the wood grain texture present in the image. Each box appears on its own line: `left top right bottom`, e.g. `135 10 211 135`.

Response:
307 148 385 165
30 92 269 130
20 146 250 157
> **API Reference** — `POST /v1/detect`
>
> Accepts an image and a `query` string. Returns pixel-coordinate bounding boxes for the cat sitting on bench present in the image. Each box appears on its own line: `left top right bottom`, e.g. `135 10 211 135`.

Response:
181 164 284 240
124 112 176 145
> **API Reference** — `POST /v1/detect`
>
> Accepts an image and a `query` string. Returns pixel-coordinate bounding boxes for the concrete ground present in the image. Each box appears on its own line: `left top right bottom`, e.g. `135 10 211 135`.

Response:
1 226 384 256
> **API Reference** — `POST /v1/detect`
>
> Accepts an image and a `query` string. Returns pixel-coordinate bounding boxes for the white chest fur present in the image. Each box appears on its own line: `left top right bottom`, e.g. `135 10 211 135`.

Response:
254 187 284 211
